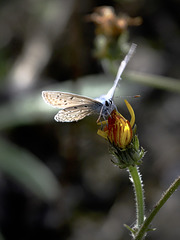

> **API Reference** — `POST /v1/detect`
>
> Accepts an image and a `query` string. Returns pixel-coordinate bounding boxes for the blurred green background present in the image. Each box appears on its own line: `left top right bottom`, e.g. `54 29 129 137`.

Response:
0 0 180 240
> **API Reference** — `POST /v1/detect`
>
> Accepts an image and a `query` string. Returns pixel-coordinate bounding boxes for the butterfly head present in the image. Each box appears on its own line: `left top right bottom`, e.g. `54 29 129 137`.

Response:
102 99 116 116
96 95 116 119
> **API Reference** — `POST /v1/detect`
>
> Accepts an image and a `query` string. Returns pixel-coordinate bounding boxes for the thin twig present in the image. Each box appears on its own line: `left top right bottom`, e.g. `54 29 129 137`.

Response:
135 176 180 240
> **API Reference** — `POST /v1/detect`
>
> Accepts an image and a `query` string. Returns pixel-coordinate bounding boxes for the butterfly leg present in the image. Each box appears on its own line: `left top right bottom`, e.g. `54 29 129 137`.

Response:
96 105 104 123
97 120 108 125
97 119 108 129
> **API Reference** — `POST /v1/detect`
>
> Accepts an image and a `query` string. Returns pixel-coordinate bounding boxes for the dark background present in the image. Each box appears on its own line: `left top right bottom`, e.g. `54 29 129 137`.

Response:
0 0 180 240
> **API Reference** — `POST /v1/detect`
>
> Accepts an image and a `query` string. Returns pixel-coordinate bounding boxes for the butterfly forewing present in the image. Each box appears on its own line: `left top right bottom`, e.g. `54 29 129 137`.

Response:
42 91 101 109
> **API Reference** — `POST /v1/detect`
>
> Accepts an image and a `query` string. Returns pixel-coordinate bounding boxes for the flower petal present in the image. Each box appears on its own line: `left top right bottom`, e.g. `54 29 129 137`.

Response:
124 100 135 127
97 129 108 139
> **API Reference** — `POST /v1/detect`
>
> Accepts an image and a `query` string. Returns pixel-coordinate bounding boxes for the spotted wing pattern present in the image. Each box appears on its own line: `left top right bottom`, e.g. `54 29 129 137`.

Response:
42 91 103 122
54 104 101 122
42 91 101 108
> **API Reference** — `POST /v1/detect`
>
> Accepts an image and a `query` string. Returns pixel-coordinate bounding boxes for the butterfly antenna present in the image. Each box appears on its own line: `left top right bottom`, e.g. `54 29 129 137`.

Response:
114 94 141 99
106 43 137 99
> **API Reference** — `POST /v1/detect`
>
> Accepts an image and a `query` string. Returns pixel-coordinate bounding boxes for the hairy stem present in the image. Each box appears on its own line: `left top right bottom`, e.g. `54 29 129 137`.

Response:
128 166 145 228
135 176 180 240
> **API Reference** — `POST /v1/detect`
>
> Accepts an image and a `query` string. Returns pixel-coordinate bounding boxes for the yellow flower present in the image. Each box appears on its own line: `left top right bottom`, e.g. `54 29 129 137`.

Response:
97 100 135 149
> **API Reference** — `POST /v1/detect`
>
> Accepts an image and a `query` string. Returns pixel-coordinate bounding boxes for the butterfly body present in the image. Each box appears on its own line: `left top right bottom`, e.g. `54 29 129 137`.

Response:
42 43 137 122
95 95 116 116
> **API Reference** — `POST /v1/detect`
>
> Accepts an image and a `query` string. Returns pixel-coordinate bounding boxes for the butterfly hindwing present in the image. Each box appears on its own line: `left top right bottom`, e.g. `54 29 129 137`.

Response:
54 104 101 122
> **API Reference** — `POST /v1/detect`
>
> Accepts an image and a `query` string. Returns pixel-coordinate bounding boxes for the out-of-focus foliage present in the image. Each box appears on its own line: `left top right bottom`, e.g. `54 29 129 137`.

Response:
0 0 180 240
0 138 60 202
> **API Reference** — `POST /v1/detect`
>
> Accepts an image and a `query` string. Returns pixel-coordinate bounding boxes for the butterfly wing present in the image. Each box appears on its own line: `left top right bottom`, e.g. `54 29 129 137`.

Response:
42 91 103 122
104 43 137 100
54 104 102 122
42 91 101 109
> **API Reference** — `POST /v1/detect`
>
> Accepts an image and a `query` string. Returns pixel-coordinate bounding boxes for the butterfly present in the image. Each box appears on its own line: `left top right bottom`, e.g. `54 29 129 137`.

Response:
42 43 136 122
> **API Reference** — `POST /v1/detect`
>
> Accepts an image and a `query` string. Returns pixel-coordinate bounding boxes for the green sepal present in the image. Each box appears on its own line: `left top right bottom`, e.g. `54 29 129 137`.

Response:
108 126 145 169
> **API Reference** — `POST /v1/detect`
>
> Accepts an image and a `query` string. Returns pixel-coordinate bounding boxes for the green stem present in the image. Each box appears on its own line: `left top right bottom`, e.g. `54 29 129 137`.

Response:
125 71 180 93
135 176 180 240
128 166 145 228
